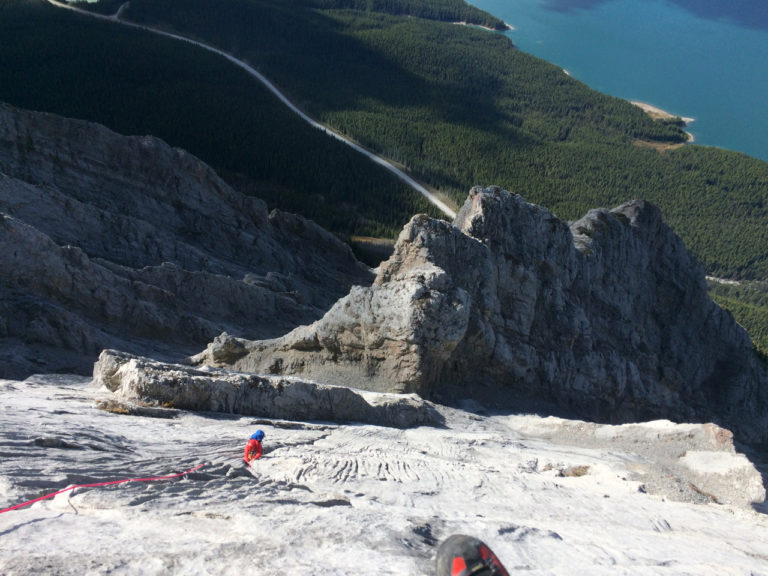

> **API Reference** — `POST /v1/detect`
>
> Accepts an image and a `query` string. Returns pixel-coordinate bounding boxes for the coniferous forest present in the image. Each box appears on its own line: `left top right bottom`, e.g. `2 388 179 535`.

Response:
3 0 768 350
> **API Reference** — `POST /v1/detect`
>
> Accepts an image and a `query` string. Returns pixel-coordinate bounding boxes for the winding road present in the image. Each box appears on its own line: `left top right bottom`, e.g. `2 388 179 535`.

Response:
46 0 458 219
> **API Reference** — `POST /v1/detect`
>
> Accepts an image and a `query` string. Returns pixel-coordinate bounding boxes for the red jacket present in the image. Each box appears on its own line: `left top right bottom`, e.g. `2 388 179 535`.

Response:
244 438 262 463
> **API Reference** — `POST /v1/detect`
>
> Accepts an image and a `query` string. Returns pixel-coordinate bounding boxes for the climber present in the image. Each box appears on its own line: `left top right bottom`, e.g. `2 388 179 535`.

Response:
243 430 265 464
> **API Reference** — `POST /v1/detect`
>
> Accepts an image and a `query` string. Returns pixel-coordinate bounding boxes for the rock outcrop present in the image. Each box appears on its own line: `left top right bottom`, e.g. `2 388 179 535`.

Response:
507 416 765 508
93 349 442 429
0 102 372 378
191 187 768 443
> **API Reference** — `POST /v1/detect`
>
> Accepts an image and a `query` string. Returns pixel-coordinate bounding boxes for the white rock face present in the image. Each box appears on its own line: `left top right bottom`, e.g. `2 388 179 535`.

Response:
192 187 768 444
505 417 766 508
678 451 766 507
1 375 767 575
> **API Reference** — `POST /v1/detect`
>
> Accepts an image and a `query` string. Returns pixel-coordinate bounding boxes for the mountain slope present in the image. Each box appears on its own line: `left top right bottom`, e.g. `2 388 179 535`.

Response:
0 0 439 241
0 102 372 378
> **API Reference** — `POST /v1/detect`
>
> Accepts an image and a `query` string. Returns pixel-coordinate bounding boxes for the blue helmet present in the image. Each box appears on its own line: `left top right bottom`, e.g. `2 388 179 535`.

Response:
251 430 265 441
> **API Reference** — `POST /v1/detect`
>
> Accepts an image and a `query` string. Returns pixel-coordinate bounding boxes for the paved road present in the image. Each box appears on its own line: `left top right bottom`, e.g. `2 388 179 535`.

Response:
46 0 457 219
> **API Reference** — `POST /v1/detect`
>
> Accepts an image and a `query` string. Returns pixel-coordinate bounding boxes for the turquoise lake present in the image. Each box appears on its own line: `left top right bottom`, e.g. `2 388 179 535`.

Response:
469 0 768 162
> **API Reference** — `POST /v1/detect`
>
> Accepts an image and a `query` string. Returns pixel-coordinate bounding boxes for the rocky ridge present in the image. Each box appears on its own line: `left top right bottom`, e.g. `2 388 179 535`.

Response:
0 102 372 378
191 187 768 444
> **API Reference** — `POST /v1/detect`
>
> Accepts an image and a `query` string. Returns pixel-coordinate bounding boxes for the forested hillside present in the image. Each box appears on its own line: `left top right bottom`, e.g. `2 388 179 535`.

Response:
3 0 768 351
709 279 768 356
0 0 440 241
118 0 768 281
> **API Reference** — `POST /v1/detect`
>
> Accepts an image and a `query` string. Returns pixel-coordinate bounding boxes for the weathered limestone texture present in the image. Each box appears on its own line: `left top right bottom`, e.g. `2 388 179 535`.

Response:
506 416 765 508
192 187 768 443
94 349 442 428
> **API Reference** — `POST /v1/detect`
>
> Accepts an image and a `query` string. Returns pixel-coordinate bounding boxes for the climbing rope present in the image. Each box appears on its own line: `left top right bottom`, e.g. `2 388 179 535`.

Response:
0 463 205 514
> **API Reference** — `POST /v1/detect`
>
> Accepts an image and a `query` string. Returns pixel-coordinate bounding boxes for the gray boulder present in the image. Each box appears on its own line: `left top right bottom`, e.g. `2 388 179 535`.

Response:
191 186 768 443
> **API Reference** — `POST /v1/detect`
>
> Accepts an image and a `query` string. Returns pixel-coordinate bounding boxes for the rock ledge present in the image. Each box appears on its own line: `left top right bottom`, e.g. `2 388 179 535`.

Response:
93 349 442 429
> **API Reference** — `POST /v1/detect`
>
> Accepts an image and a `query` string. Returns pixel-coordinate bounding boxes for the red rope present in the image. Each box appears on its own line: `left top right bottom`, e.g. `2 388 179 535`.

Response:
0 463 205 514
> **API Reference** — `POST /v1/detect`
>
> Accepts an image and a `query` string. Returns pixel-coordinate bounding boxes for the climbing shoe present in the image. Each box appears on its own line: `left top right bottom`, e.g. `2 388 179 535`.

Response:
436 534 510 576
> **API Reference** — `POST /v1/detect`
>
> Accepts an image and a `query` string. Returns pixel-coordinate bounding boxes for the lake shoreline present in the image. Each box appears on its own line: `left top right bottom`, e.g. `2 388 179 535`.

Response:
467 0 768 162
454 20 515 32
631 100 696 142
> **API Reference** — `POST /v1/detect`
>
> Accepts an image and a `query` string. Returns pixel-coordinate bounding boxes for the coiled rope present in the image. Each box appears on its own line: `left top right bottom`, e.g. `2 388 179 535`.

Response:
0 463 205 514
